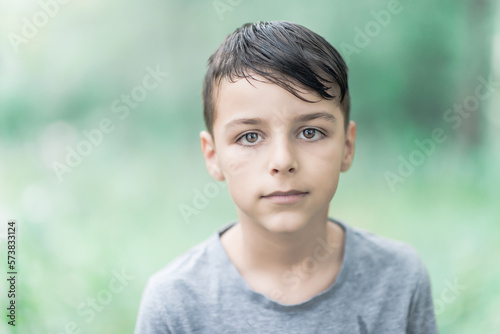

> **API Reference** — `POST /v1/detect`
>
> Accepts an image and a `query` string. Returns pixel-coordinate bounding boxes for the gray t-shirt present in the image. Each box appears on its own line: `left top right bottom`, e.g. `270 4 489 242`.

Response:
135 218 438 333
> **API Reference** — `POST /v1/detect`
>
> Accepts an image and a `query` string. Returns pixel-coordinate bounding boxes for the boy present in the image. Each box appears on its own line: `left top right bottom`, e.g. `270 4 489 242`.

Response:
135 21 438 333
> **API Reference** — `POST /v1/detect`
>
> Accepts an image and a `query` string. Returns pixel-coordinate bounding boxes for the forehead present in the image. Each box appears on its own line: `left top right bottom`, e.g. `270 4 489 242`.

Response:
212 74 341 132
216 73 339 104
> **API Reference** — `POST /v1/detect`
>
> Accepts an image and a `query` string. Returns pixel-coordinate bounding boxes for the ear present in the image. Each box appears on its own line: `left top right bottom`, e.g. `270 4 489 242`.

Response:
200 131 225 181
340 121 356 172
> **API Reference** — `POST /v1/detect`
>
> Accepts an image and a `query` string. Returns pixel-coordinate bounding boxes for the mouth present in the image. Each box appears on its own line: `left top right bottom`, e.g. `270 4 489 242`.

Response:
261 190 309 204
262 190 308 197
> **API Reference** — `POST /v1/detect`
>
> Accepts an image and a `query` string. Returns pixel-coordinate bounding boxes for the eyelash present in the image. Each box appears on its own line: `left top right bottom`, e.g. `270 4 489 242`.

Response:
235 128 327 146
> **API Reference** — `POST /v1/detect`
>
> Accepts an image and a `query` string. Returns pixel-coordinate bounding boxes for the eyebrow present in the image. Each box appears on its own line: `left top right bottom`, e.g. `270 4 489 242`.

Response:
224 112 337 133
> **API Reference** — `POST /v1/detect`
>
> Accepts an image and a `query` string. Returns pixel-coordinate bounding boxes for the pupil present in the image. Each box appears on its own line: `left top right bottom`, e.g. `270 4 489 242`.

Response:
305 129 314 138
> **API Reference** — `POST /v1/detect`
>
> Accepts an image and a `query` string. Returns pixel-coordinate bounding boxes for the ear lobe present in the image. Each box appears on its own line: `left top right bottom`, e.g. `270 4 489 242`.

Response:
340 121 356 172
200 131 225 181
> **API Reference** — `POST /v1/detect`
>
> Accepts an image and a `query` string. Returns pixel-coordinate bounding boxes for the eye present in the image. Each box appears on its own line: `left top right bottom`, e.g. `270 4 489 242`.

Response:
236 132 261 146
299 128 325 141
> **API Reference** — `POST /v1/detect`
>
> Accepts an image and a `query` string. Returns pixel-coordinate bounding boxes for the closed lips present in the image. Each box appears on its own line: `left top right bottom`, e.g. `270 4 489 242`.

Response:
263 190 308 197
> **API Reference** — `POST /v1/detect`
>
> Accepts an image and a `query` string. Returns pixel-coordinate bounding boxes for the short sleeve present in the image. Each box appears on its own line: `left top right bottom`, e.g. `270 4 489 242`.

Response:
406 259 438 334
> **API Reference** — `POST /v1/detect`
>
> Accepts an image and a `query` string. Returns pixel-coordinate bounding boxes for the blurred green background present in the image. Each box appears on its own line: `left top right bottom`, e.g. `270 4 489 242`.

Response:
1 0 499 333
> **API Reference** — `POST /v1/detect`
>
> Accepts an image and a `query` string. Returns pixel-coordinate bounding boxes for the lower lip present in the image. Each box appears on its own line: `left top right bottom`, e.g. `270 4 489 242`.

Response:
262 193 308 204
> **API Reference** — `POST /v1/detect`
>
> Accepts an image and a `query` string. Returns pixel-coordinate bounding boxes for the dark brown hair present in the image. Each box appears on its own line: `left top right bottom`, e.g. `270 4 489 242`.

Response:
202 21 350 138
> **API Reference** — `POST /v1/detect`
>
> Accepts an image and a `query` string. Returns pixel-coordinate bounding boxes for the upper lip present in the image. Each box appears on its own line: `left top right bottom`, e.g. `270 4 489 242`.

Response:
262 189 308 197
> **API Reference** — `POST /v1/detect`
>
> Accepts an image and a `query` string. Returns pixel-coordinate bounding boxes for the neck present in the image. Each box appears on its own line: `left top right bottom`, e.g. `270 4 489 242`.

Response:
228 212 344 277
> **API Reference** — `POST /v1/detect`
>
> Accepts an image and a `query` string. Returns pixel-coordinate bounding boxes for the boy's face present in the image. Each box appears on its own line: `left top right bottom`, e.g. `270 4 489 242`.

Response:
200 74 356 233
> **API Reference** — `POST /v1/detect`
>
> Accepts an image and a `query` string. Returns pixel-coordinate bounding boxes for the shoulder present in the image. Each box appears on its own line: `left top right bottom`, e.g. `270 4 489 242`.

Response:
135 231 226 332
345 223 428 281
334 221 437 331
341 222 434 313
138 230 226 318
145 234 219 300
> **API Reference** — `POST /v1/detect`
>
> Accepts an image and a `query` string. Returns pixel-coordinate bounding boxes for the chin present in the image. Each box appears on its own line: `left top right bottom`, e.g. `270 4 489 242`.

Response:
261 212 309 234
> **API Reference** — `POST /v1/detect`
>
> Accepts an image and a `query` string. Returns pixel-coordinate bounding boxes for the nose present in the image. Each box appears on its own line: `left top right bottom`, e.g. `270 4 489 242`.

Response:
268 135 298 176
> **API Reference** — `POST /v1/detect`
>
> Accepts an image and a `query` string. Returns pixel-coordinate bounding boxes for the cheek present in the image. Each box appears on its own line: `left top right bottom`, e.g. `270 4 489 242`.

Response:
221 151 260 212
306 140 343 166
220 147 259 182
304 143 343 188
